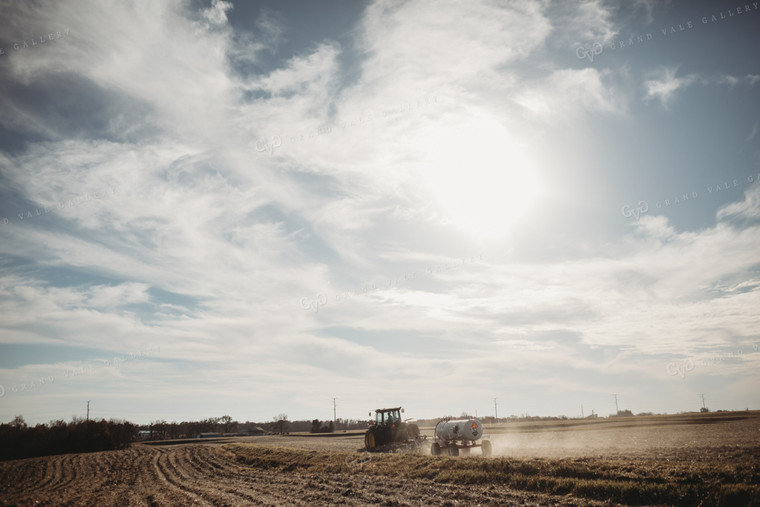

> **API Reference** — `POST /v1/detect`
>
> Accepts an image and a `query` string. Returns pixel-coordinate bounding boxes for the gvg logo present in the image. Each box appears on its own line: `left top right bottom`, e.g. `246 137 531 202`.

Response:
575 42 604 62
344 454 372 472
255 135 282 154
621 201 649 221
666 359 694 378
667 344 758 378
301 293 327 313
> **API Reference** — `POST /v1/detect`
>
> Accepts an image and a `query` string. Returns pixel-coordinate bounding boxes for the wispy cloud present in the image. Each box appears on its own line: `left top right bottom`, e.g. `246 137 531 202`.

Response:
643 66 697 108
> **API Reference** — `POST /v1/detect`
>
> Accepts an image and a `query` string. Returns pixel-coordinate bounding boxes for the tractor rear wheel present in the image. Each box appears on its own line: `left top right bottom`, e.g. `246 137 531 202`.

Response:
365 430 376 451
481 440 492 457
431 442 441 456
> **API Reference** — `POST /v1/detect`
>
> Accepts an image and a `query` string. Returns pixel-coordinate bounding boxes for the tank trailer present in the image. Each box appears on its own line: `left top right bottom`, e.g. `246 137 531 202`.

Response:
431 418 492 456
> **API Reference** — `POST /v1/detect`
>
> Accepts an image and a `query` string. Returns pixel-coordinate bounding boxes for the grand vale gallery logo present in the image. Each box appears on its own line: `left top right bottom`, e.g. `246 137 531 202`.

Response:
576 4 759 62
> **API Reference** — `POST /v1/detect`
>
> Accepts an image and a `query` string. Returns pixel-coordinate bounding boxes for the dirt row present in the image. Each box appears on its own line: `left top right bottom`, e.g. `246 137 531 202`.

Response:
0 443 608 506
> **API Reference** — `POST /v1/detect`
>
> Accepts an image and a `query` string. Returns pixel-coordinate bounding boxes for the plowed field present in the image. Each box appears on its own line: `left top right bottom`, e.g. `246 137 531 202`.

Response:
1 412 759 506
0 443 602 506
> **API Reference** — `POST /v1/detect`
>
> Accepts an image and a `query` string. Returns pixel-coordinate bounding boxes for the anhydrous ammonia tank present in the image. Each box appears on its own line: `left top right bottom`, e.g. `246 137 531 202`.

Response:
435 419 483 442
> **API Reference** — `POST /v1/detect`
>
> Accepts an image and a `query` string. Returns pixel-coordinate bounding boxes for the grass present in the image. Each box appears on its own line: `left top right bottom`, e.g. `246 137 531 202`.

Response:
224 443 760 506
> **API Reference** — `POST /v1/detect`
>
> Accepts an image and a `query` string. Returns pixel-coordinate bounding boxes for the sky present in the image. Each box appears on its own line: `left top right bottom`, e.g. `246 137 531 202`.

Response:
0 0 758 426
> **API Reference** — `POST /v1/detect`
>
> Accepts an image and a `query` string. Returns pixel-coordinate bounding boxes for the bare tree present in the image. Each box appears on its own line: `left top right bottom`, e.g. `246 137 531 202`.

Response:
220 415 231 433
273 413 289 434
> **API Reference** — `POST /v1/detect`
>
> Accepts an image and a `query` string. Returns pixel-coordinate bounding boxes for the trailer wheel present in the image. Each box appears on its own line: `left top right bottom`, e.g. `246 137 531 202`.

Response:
481 440 492 457
448 445 459 457
431 442 441 456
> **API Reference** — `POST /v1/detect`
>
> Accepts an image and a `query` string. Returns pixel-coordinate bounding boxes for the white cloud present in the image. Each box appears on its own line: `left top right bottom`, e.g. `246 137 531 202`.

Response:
514 68 626 121
87 283 151 309
717 74 760 88
202 0 233 25
245 42 340 97
643 66 697 108
358 0 551 88
549 0 619 47
717 183 760 221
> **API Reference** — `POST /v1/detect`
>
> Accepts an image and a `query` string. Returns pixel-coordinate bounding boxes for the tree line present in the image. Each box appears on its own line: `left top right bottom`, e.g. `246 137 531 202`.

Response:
139 414 369 438
0 415 135 461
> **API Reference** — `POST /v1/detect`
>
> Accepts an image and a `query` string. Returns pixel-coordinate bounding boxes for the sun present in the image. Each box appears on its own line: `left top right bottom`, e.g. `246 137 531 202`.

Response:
417 115 540 238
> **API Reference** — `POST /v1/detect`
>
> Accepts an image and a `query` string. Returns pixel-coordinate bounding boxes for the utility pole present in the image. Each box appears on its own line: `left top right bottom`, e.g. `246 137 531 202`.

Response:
581 404 584 418
700 394 706 410
86 400 90 421
332 398 337 427
493 398 498 421
613 394 619 414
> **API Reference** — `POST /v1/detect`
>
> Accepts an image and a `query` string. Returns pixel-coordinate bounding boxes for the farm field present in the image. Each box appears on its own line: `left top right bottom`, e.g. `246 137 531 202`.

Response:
1 411 758 506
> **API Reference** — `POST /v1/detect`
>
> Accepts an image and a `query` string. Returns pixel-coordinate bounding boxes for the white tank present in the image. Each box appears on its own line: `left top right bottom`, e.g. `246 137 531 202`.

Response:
435 418 484 442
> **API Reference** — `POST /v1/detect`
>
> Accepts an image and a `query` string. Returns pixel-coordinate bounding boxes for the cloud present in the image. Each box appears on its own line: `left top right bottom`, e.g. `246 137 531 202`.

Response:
202 0 233 25
514 68 626 121
746 122 758 144
548 0 619 47
716 74 760 88
643 66 697 108
357 0 551 88
717 183 760 222
244 42 341 97
1 0 758 423
631 0 661 25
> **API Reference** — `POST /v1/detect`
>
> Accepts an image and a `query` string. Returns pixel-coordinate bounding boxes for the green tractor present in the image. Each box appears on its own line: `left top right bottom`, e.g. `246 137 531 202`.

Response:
364 407 424 453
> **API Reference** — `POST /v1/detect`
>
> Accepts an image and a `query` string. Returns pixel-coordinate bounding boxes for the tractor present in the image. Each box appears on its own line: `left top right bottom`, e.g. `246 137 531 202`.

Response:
363 407 424 453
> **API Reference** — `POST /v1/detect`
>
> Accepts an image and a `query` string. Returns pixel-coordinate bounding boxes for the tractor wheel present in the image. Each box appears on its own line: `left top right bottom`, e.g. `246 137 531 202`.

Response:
481 440 493 457
431 442 441 456
407 423 420 439
448 445 459 457
365 430 376 451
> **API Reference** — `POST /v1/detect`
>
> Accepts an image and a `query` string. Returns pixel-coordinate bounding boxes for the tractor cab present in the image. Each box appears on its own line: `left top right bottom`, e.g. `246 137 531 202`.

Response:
374 407 402 426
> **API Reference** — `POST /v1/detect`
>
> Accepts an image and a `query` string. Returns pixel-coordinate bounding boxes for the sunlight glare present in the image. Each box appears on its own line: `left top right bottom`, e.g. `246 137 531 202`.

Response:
419 115 539 238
